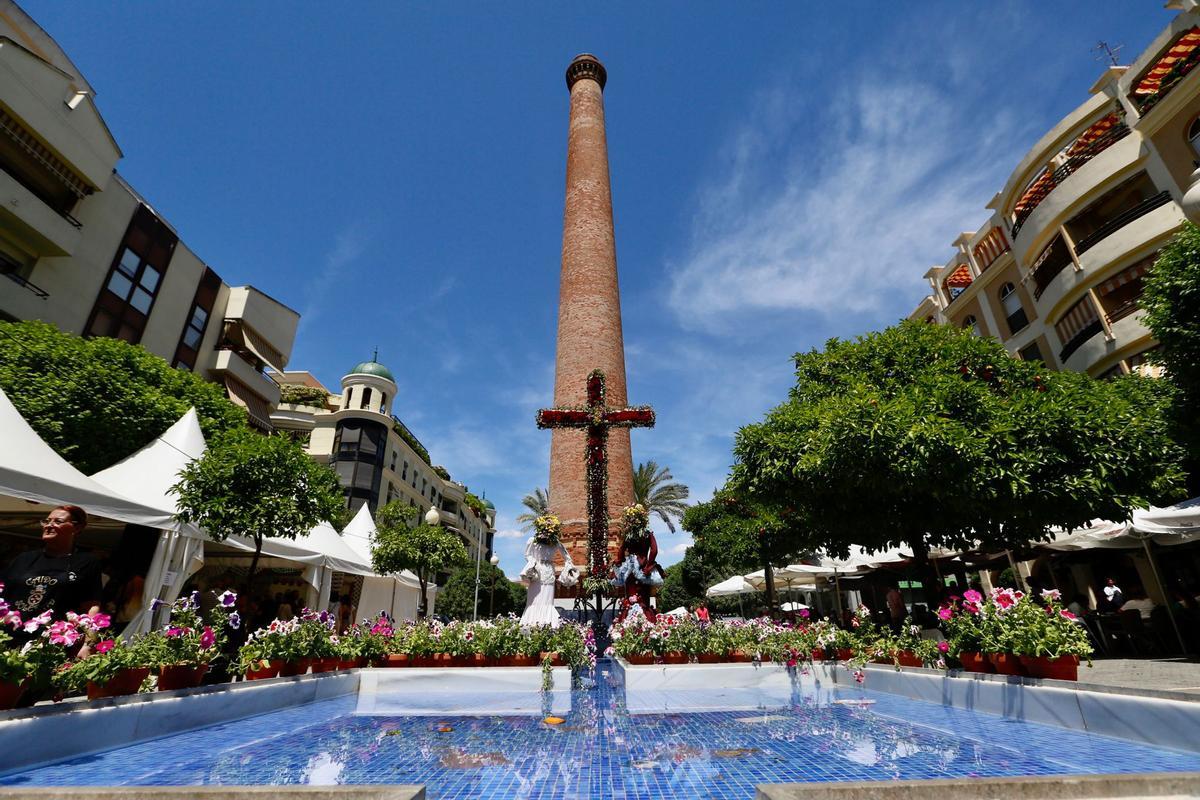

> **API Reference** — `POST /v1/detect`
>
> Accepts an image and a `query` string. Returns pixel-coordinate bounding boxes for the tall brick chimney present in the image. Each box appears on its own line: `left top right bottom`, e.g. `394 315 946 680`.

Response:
548 54 636 570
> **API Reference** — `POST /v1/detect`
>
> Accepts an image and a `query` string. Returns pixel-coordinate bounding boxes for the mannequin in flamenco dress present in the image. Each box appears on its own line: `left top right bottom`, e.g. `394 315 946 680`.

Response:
520 514 579 627
612 504 663 621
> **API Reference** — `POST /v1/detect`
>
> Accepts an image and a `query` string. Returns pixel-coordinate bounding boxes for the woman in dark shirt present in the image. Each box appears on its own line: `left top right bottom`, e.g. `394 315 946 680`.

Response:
1 505 102 627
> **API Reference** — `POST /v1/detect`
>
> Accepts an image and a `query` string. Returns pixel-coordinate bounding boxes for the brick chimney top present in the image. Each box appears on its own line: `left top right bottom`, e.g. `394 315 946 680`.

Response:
566 54 607 91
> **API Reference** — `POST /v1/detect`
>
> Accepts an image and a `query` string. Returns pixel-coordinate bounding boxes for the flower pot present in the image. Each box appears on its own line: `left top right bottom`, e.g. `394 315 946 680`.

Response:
449 655 471 668
696 652 722 664
336 658 358 670
496 655 515 667
245 659 283 681
728 650 753 663
158 664 209 691
624 654 654 665
412 655 437 668
279 658 312 677
353 657 367 669
470 654 489 667
958 651 994 674
811 648 827 662
836 649 854 661
662 651 688 664
0 679 26 710
1019 655 1079 681
511 654 537 667
987 653 1026 676
894 651 923 668
540 651 566 667
311 657 339 673
87 667 151 699
384 654 411 668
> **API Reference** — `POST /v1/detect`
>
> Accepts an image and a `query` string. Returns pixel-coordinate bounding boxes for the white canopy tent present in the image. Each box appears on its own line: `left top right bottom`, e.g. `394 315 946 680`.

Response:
0 387 176 528
89 408 208 634
705 575 756 597
339 503 433 621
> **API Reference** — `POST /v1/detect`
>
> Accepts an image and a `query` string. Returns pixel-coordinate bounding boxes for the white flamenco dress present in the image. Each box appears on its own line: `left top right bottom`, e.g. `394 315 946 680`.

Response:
519 536 580 628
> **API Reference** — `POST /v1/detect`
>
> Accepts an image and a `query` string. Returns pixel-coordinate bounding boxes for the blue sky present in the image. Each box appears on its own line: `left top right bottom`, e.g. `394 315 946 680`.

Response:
26 2 1173 578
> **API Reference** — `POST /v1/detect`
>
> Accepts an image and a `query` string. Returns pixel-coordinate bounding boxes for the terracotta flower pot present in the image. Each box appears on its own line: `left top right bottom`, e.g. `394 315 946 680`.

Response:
245 659 283 681
624 654 654 665
1019 655 1079 681
511 654 536 667
696 653 722 664
662 651 688 664
470 654 489 667
0 679 26 710
496 655 515 667
279 658 312 677
728 650 753 663
836 648 854 661
412 655 437 667
353 657 367 668
958 651 994 673
158 663 209 691
385 654 411 668
811 648 827 662
987 653 1026 676
449 655 471 668
88 667 151 699
894 651 923 668
336 658 358 670
311 657 341 673
540 651 566 667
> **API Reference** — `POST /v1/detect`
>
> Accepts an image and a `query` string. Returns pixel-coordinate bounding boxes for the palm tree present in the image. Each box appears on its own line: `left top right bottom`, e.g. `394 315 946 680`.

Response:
516 487 550 531
632 461 690 533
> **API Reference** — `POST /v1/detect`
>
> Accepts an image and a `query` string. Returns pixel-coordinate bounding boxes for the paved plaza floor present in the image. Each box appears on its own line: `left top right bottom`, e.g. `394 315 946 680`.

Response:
1083 657 1200 696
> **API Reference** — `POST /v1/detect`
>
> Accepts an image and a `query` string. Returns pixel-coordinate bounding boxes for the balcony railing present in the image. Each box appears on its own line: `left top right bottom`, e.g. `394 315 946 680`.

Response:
1009 122 1131 242
1104 298 1141 326
1072 191 1172 255
1030 237 1073 300
1058 319 1105 363
0 267 48 298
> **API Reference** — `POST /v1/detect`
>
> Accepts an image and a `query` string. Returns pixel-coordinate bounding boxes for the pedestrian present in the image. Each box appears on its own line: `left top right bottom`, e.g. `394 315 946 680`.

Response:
1102 578 1125 611
886 583 906 633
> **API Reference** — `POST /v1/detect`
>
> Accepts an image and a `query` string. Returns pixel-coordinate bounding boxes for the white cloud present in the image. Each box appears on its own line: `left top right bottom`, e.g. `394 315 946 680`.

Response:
666 73 1022 332
300 225 372 324
494 528 526 540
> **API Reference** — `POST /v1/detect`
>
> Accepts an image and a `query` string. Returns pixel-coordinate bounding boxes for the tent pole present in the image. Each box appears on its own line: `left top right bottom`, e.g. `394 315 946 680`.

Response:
833 570 844 621
1140 537 1187 654
1005 550 1026 592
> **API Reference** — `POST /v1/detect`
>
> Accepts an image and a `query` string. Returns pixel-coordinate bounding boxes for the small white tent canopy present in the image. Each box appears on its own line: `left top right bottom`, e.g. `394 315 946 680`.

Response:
817 546 908 572
706 575 756 597
744 564 834 590
89 408 208 634
0 387 176 528
339 503 433 621
1133 497 1200 545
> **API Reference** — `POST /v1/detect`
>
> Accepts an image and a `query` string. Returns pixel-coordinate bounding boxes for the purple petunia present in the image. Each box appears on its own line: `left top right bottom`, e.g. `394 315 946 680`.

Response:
217 590 238 608
228 612 241 630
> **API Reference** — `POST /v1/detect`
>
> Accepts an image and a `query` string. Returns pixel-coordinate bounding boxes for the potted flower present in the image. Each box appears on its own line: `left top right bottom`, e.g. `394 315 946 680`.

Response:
979 588 1025 675
889 619 941 668
143 590 240 690
55 635 153 699
694 621 728 663
609 616 653 664
297 609 338 672
359 614 396 667
1008 590 1092 680
0 596 76 706
237 618 300 680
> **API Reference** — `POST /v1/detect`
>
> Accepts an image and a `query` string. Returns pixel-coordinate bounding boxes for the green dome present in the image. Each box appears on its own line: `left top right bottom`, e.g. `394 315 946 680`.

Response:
482 498 495 510
348 360 395 382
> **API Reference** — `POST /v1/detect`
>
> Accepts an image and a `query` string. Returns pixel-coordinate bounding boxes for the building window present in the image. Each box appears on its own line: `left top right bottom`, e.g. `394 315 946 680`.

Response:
1018 342 1044 364
172 267 221 370
389 450 398 472
345 387 354 408
999 283 1028 335
85 206 177 344
402 461 408 480
380 393 388 415
361 387 372 410
962 315 981 337
331 418 387 512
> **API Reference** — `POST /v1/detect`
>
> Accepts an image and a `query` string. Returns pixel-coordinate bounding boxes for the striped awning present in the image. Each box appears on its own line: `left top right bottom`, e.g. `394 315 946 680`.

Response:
225 377 274 431
241 323 285 371
0 107 91 198
943 264 972 289
1054 297 1100 344
1134 27 1200 95
1066 113 1120 156
1097 255 1155 295
973 227 1009 272
1014 167 1055 214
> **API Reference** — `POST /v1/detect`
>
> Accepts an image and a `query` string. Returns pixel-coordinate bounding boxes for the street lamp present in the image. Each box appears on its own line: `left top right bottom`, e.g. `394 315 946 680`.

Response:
488 554 501 616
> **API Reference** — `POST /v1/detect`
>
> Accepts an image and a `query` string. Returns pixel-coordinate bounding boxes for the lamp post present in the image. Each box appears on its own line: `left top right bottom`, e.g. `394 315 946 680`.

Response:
488 554 500 616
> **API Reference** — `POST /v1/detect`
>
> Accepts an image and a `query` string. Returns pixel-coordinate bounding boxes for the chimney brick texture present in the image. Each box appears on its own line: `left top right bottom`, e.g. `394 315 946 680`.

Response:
549 56 635 572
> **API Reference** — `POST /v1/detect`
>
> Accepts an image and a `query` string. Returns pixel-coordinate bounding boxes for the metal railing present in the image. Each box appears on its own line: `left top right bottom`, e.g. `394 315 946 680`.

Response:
1103 298 1141 326
1058 319 1105 363
1072 191 1172 255
1 269 49 299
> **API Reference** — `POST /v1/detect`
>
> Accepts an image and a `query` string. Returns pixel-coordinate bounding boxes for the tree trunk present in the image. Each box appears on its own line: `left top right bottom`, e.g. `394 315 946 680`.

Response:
763 559 777 619
245 535 263 598
417 573 428 619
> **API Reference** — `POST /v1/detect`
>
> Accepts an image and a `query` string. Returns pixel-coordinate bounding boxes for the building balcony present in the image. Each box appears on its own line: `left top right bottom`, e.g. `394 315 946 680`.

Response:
211 349 281 430
1072 191 1173 255
1062 309 1152 375
0 167 81 256
222 287 299 371
1010 120 1134 244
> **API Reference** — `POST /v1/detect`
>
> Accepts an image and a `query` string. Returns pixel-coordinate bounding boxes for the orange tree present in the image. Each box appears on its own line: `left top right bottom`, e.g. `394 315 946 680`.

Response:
731 320 1185 604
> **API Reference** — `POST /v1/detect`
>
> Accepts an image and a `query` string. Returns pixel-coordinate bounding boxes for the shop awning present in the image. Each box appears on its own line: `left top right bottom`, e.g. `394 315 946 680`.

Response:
224 377 273 431
1134 27 1200 95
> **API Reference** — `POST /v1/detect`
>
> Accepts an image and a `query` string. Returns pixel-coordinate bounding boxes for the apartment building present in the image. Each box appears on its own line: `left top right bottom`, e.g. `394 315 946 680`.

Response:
911 3 1200 379
270 360 497 562
0 1 296 428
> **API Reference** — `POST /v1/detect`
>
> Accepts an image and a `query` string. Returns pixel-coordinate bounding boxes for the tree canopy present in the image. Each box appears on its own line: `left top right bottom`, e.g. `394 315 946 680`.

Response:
371 500 469 618
172 428 345 588
1142 221 1200 489
0 320 247 473
435 562 525 620
731 320 1185 564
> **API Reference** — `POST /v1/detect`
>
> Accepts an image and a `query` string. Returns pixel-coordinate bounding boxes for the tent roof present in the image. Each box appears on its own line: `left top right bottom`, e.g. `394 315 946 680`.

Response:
706 575 756 597
339 503 421 588
90 408 204 536
0 387 175 528
222 520 376 577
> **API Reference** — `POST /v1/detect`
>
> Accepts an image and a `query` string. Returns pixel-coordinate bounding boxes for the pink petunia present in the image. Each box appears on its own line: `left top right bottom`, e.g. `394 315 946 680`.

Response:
24 611 52 633
937 607 953 621
199 626 215 649
94 639 115 654
937 640 949 653
799 609 810 619
48 621 79 646
1060 609 1077 620
962 589 983 604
